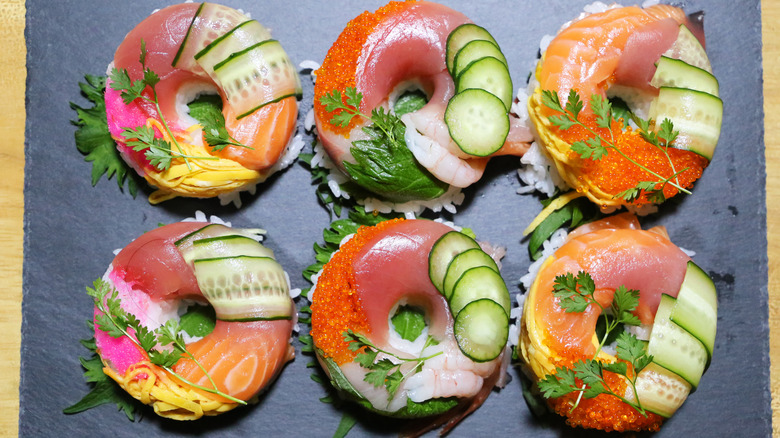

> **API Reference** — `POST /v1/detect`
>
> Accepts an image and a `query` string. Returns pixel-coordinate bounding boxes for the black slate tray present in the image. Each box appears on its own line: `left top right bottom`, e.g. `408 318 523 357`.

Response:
21 0 770 436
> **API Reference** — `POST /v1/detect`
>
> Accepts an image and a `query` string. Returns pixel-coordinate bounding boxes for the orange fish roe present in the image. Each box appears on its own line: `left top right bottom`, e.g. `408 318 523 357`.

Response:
557 115 708 204
548 355 664 432
313 1 411 136
310 218 406 365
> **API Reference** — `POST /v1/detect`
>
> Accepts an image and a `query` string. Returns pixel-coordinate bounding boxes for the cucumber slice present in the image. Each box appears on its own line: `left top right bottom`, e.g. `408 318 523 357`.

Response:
183 235 274 264
442 248 499 299
452 40 507 79
670 261 717 362
195 20 272 77
647 294 708 389
193 255 292 321
633 362 691 418
453 298 508 362
445 88 509 156
448 266 510 317
455 57 513 111
213 39 302 119
428 231 480 294
446 23 499 75
175 223 232 257
172 3 249 71
650 56 719 97
663 24 712 73
648 86 722 160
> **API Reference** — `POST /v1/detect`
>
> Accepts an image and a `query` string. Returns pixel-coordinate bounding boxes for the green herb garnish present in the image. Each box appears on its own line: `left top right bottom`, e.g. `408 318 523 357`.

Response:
344 329 441 401
391 305 426 342
87 278 246 405
320 88 448 202
537 271 652 416
542 89 690 204
64 332 139 419
109 40 216 171
71 74 139 197
187 93 252 151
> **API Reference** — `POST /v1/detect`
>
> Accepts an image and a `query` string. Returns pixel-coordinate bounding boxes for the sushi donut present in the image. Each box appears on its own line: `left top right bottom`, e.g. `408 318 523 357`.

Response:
310 218 511 433
105 3 301 205
313 1 533 210
527 4 722 208
519 213 717 431
93 221 295 420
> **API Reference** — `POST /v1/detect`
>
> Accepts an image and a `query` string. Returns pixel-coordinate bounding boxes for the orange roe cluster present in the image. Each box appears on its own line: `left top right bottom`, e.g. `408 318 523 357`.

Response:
548 354 664 432
313 1 411 136
310 218 406 365
557 115 709 205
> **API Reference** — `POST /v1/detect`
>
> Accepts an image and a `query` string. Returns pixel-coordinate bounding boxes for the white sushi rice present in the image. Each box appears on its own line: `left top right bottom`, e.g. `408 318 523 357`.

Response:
309 139 466 215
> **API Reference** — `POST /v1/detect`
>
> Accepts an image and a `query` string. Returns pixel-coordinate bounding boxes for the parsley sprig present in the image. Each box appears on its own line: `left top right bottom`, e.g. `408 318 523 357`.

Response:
344 329 441 400
109 40 217 171
537 271 653 416
319 88 447 202
87 278 246 405
187 94 253 151
542 90 690 204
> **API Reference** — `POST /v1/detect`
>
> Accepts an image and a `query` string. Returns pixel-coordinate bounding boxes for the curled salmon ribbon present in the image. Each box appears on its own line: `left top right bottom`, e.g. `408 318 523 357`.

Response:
527 4 718 208
519 213 707 431
94 222 295 420
313 1 533 203
105 3 300 205
310 218 507 435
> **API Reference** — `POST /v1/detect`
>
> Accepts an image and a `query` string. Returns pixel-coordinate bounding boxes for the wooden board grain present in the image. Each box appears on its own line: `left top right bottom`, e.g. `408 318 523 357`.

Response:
0 1 25 438
762 0 780 435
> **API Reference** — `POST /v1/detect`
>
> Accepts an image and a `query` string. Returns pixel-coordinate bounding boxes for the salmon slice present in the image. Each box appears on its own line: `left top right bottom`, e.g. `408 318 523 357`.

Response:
533 216 689 359
174 320 295 402
539 5 687 109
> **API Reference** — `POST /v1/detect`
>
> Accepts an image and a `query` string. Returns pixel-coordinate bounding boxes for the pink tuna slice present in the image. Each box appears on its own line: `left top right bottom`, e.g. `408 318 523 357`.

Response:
614 18 681 92
107 3 213 172
351 219 454 347
94 222 208 375
316 1 470 169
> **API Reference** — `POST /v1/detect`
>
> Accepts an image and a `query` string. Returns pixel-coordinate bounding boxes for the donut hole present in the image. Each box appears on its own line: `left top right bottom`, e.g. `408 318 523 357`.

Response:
388 304 430 356
388 80 429 117
594 312 652 357
176 81 223 137
177 301 217 343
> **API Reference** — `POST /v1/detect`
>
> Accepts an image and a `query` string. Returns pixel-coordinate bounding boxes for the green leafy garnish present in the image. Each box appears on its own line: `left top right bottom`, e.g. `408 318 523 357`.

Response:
179 304 217 338
71 74 139 197
542 89 691 204
344 330 441 400
391 305 426 342
64 333 139 419
527 195 600 260
109 40 216 171
87 278 246 405
187 94 252 151
320 88 448 202
393 89 427 117
537 271 652 416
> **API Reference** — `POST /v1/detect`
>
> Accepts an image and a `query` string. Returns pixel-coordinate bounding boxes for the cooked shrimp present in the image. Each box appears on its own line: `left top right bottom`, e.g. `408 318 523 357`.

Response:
527 4 718 208
93 221 295 420
310 219 505 429
105 3 299 204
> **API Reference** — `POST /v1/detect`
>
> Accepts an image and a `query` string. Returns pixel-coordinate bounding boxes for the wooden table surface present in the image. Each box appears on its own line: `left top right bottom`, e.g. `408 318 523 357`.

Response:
1 1 777 437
